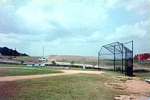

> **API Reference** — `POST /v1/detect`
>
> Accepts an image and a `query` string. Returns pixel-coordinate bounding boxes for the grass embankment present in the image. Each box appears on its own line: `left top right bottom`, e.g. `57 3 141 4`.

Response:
13 56 40 61
0 64 62 76
0 73 123 100
134 72 150 80
0 64 26 67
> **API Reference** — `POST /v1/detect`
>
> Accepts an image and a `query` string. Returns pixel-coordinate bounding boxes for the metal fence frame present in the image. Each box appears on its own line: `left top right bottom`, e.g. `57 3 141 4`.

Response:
98 41 133 76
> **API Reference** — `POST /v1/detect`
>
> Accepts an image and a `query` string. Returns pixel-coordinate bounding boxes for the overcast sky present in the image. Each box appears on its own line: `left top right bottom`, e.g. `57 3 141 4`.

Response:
0 0 149 56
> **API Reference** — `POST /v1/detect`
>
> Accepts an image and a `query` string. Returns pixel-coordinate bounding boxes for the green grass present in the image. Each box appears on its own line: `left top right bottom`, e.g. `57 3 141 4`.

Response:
103 70 125 77
0 65 62 76
0 64 26 67
134 72 150 80
99 60 123 66
104 70 150 81
1 63 149 99
0 74 123 100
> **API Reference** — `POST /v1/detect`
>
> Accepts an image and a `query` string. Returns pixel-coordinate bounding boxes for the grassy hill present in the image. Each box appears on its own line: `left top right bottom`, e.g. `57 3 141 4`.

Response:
47 55 98 66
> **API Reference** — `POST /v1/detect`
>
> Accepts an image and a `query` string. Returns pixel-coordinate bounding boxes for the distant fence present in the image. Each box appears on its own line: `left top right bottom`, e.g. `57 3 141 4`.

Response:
134 60 150 66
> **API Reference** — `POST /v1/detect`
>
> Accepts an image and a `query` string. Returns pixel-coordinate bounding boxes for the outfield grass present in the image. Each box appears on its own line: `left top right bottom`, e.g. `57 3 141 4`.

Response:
103 70 125 76
0 64 62 76
134 72 150 80
0 74 124 100
0 63 149 100
105 70 150 81
0 64 26 67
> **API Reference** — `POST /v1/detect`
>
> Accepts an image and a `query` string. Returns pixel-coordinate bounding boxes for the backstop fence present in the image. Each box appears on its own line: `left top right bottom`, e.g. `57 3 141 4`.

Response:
98 41 133 76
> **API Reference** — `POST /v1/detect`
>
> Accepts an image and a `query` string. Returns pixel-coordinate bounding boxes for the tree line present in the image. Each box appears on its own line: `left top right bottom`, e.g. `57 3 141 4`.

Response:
0 47 29 56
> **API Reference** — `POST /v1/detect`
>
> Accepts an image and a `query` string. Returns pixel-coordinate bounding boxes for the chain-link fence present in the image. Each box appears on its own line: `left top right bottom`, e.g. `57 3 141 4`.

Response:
98 41 133 76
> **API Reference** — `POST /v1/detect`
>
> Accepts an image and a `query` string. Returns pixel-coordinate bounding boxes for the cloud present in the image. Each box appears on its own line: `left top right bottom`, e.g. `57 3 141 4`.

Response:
106 19 149 40
0 0 108 43
106 0 127 8
17 0 108 29
106 0 150 15
0 0 149 56
126 0 150 15
14 0 109 43
0 32 20 45
105 19 150 54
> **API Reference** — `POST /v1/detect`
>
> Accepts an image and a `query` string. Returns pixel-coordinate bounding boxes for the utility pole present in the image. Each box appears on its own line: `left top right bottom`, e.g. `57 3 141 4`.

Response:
43 45 44 58
15 47 16 58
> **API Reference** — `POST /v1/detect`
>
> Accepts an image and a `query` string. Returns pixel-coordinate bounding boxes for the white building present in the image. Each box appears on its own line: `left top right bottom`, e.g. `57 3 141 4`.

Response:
38 57 47 62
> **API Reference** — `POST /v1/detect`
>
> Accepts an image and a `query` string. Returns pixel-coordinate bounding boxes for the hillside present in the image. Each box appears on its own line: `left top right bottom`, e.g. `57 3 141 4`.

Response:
47 55 98 65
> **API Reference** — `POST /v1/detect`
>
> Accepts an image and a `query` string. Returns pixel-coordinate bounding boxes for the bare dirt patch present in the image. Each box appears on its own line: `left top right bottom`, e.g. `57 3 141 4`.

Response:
114 95 148 100
105 76 150 100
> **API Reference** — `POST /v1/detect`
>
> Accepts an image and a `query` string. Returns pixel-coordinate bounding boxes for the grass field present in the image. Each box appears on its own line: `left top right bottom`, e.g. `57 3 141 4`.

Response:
0 64 27 67
0 64 62 76
0 63 150 100
0 64 123 100
134 72 150 80
0 74 124 100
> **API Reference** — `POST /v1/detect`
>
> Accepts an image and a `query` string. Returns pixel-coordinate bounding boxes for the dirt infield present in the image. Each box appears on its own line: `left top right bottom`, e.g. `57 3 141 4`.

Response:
0 70 104 82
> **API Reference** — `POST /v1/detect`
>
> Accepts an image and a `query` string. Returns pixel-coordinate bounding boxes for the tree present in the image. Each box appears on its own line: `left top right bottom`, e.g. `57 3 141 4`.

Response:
0 47 29 56
70 60 75 67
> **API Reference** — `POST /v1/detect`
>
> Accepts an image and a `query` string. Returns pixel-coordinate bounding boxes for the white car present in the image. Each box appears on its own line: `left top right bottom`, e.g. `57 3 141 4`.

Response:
145 79 150 83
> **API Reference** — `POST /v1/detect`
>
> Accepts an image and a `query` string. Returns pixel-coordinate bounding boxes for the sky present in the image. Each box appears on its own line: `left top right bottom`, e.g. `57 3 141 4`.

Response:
0 0 150 56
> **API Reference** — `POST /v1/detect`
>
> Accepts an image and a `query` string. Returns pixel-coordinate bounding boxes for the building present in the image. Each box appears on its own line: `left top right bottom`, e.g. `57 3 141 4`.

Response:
38 57 47 62
134 53 150 60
